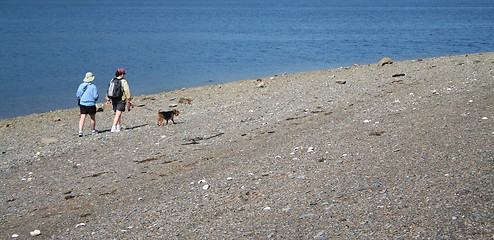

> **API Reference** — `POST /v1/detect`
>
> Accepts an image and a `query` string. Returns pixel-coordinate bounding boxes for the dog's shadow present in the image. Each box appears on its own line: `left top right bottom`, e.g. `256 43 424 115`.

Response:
158 122 182 126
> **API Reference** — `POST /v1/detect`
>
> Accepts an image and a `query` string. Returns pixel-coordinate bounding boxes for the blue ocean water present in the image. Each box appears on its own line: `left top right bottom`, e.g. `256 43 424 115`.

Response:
0 0 493 119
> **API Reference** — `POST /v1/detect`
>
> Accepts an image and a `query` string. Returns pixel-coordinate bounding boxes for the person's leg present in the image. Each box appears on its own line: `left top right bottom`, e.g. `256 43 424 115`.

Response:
112 110 122 132
89 114 96 131
78 114 87 136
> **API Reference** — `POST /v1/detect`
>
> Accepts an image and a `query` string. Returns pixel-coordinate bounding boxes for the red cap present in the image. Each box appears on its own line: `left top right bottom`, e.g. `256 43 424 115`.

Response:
117 68 126 74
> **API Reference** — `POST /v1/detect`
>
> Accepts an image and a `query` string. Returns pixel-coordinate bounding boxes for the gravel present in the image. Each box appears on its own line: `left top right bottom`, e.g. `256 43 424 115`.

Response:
1 52 493 239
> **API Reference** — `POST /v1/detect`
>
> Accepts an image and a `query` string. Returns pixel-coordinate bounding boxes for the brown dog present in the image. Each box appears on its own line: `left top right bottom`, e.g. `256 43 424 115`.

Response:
157 109 180 126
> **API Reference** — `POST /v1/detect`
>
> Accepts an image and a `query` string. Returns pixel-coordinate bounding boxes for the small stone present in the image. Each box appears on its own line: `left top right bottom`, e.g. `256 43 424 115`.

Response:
335 80 346 84
202 184 210 190
11 234 19 238
300 213 317 219
30 229 41 236
198 180 206 184
482 117 488 120
226 177 233 181
314 230 326 239
377 57 393 66
75 223 86 228
307 147 314 153
263 207 271 211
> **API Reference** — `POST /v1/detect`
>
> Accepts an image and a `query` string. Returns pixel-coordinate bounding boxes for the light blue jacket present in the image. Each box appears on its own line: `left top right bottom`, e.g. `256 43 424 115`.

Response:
76 82 99 106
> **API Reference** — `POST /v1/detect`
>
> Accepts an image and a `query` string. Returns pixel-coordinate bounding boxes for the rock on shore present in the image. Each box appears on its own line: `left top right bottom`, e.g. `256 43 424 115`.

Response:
1 53 493 239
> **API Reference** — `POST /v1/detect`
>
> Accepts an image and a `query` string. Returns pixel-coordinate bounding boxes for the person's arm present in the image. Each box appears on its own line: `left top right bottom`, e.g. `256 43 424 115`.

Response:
76 84 83 98
122 79 133 110
105 82 111 104
122 80 132 101
92 85 99 102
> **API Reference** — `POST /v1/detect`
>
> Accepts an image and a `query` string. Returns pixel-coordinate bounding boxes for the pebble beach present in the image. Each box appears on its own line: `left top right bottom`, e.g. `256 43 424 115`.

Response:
1 53 493 239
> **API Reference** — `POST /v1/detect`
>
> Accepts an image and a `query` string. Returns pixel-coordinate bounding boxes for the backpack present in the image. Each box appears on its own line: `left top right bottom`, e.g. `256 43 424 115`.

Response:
107 78 123 98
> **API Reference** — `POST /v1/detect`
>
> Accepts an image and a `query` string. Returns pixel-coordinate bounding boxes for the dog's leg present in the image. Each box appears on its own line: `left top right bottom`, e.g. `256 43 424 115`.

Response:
157 112 163 126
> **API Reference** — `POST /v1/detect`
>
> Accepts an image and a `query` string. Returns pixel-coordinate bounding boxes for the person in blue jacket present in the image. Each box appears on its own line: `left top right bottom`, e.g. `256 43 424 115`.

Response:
76 72 99 137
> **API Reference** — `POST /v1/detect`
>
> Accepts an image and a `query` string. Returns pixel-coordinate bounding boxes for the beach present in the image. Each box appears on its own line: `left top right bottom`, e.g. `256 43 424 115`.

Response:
1 53 493 238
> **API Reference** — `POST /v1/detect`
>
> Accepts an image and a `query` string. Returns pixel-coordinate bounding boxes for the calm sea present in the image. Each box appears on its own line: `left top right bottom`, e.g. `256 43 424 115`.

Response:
1 0 493 119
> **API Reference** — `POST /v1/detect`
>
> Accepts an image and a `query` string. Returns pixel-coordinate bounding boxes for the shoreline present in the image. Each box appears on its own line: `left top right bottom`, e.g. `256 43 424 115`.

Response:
0 52 487 122
1 52 493 238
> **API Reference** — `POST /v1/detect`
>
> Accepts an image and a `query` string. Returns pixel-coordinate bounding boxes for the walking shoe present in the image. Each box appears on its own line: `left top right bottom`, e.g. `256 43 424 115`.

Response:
91 130 99 134
78 131 83 137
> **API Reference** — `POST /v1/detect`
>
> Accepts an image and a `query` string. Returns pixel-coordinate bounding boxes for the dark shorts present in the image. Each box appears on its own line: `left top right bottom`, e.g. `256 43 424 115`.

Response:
110 97 126 112
80 105 97 115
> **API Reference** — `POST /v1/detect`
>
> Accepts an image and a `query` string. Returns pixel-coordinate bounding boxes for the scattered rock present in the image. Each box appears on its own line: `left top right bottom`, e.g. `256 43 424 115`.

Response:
178 97 192 104
369 130 385 136
377 57 393 66
392 73 405 77
335 80 346 84
96 103 105 112
300 213 317 219
75 223 86 228
314 230 326 240
30 229 41 236
257 81 266 88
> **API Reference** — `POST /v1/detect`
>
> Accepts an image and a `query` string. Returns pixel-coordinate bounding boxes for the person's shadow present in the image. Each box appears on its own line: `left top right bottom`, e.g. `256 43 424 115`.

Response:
98 124 148 133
